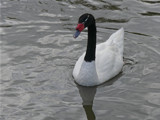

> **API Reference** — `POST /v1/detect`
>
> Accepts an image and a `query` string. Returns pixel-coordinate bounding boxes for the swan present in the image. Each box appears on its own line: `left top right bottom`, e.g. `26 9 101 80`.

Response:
73 13 124 86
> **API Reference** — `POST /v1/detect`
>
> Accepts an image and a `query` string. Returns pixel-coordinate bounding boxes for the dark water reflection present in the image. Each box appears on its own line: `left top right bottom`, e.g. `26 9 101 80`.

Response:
77 74 121 120
1 0 160 120
77 85 97 120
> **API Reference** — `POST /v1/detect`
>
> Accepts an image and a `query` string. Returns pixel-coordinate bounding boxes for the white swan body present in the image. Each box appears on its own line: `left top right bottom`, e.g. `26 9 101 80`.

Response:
73 28 124 86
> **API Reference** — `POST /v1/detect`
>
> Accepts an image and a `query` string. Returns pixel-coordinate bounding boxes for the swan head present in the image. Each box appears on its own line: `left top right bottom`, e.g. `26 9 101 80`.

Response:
73 13 95 38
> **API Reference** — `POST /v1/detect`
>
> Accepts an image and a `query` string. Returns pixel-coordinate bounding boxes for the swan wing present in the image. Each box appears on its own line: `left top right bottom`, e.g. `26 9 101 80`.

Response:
96 28 124 83
96 46 123 83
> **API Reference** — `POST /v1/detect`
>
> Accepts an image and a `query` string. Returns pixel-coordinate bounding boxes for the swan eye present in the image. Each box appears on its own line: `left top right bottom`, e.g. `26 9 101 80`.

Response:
78 14 90 25
82 15 89 24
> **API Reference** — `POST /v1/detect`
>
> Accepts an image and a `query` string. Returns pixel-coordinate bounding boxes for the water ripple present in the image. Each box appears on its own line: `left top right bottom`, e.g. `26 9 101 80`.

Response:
1 0 160 120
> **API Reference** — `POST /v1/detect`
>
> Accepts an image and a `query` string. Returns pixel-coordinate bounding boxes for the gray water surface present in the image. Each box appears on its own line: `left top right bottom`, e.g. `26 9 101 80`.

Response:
1 0 160 120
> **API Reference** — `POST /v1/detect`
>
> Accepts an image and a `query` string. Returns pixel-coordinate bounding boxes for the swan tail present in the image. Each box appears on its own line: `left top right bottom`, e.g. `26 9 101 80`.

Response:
106 27 124 55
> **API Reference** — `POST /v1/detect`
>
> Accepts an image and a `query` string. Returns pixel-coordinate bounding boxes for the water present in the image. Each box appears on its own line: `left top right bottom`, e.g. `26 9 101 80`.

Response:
0 0 160 120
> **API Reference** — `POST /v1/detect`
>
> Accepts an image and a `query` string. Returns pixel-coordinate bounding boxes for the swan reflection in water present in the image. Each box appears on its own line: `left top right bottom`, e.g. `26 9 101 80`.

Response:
76 84 97 120
76 73 122 120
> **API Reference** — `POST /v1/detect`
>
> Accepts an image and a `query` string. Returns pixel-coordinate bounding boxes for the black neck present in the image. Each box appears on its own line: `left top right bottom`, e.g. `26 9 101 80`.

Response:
84 23 96 62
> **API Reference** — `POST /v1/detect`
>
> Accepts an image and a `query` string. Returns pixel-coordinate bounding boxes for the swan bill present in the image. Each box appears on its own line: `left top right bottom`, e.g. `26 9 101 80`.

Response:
73 30 81 38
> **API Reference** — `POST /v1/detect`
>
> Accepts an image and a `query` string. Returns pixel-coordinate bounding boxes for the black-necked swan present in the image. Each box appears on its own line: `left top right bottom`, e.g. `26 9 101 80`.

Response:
73 13 124 86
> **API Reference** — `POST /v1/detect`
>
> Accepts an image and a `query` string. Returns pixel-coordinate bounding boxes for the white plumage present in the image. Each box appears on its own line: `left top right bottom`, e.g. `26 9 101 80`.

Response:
73 28 124 86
